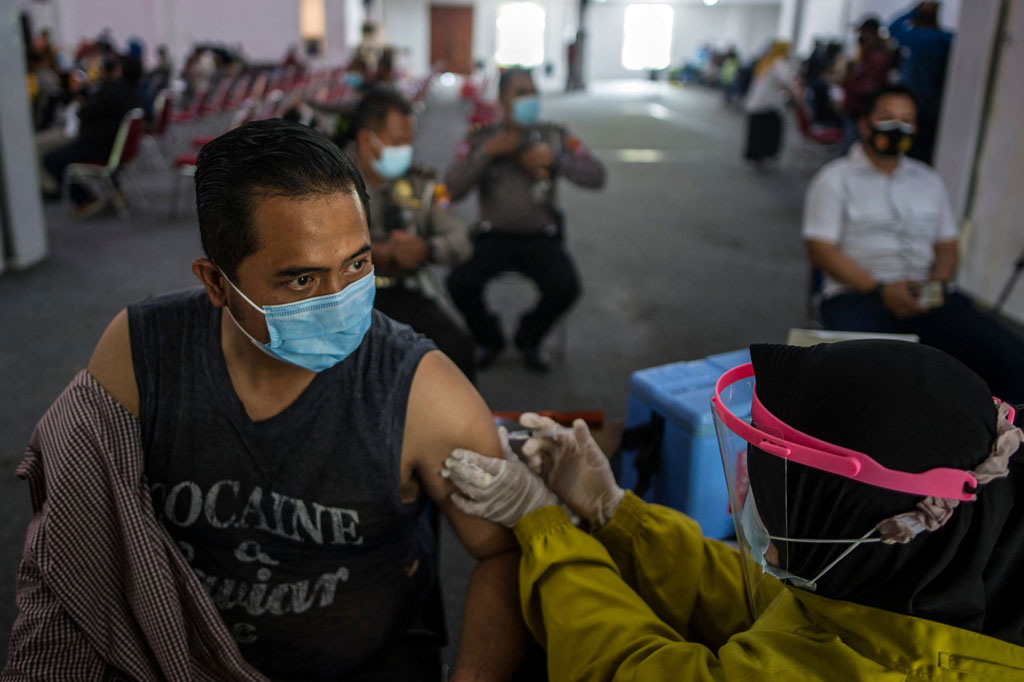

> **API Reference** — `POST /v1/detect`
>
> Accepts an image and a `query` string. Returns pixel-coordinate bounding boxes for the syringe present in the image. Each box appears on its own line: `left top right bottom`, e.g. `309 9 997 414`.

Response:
505 426 574 441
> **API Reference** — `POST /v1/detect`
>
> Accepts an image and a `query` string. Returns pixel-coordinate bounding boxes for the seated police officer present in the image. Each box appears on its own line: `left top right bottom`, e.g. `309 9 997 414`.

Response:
446 68 605 372
348 88 476 381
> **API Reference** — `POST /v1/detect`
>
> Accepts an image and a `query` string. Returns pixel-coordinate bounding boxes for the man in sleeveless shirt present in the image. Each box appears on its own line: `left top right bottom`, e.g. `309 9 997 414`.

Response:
81 120 529 680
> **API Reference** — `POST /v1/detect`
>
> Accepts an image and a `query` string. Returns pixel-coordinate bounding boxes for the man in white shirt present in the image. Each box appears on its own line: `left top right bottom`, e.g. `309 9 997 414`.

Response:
803 84 1024 402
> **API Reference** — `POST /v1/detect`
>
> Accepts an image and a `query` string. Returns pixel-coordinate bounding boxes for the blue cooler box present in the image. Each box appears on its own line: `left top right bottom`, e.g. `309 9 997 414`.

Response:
618 350 751 539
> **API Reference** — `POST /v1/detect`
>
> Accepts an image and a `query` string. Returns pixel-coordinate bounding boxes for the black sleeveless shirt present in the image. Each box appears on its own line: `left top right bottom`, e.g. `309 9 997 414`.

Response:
127 288 438 680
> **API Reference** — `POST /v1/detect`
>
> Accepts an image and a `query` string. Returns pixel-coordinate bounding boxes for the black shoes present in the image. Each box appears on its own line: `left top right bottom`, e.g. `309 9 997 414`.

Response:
474 345 504 369
520 346 552 373
474 342 552 373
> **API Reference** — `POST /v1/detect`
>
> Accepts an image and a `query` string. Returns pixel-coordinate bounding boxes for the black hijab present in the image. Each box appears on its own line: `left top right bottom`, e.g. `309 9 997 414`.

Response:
746 341 1024 646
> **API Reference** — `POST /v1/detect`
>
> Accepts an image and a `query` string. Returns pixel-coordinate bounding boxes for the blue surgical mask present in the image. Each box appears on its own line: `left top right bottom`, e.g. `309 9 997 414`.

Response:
222 269 376 372
512 95 541 126
372 144 414 180
345 72 365 89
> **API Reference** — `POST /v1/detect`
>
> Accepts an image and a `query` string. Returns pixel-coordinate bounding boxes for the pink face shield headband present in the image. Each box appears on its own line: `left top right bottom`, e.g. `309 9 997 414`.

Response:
710 363 1013 502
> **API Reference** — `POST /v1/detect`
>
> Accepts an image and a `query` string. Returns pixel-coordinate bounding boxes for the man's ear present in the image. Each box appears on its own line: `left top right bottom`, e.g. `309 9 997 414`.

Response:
192 258 229 307
858 116 871 140
356 128 376 158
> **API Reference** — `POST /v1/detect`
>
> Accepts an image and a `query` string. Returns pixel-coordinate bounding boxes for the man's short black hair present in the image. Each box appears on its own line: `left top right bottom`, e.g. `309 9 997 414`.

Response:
352 87 413 133
863 84 918 120
194 119 371 279
498 67 533 97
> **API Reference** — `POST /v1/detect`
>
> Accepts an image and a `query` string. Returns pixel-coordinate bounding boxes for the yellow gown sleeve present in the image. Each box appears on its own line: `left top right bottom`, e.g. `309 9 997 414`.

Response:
593 491 756 650
515 505 728 682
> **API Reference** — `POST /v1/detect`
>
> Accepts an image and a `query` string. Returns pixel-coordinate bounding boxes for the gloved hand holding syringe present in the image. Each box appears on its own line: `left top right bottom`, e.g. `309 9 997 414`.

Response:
441 413 624 530
504 426 574 441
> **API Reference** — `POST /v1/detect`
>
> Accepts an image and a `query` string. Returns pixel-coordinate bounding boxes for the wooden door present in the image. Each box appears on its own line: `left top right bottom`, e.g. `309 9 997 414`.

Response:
430 5 474 74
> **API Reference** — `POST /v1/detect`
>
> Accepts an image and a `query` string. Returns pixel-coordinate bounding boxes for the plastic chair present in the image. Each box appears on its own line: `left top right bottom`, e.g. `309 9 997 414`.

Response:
793 97 843 145
467 100 500 126
170 99 258 217
170 86 209 125
200 78 233 118
64 107 146 218
140 89 173 168
490 270 570 362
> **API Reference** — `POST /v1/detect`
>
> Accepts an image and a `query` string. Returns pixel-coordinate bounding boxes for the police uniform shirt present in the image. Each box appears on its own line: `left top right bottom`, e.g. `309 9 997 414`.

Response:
359 159 472 268
802 143 958 299
445 122 605 235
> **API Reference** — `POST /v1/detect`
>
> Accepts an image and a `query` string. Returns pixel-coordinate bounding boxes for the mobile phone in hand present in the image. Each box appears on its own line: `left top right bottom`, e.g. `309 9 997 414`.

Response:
917 280 945 309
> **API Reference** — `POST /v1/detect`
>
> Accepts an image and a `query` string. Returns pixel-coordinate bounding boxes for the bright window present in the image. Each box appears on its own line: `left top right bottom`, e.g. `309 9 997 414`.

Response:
300 0 326 40
622 4 674 70
495 2 545 67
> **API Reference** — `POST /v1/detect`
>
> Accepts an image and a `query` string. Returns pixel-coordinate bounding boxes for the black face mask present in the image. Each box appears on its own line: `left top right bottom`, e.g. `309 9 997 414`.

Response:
868 120 915 157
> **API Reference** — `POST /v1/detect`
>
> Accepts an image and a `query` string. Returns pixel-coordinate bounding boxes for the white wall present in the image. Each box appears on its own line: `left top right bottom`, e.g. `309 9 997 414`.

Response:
380 0 573 90
3 0 48 271
586 1 782 83
19 0 344 68
381 0 783 89
937 0 1024 321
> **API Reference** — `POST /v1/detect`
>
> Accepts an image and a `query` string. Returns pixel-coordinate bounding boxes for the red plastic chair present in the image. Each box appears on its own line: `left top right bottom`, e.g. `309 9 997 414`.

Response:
140 89 173 167
226 74 253 110
65 108 146 218
468 100 500 126
793 85 843 145
200 79 233 117
170 87 209 125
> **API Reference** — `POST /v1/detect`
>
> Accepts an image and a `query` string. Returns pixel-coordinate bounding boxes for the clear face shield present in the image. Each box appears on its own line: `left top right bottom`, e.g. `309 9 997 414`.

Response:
710 367 779 619
711 363 986 620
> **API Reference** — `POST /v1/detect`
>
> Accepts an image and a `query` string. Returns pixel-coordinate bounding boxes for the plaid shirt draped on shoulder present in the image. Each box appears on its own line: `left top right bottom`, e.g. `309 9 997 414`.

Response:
2 371 268 682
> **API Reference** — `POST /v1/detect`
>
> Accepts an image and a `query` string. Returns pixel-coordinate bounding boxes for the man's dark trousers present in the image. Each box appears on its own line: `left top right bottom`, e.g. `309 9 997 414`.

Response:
821 291 1024 402
446 231 581 352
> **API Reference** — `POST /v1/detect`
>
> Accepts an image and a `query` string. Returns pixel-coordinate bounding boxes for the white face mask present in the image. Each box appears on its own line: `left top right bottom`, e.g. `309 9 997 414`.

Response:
738 489 881 592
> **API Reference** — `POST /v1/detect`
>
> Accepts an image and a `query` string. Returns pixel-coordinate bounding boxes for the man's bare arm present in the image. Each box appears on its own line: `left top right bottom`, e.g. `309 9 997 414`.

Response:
87 309 140 418
930 239 959 283
806 239 878 293
404 351 530 682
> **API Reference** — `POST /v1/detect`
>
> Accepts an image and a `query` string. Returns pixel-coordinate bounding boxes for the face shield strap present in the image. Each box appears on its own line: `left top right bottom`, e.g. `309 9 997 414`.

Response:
715 364 1023 550
742 488 881 593
875 401 1023 545
712 364 980 501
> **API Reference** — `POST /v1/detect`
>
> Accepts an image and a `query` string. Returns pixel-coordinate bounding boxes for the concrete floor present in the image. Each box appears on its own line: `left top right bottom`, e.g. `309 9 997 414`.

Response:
0 79 820 667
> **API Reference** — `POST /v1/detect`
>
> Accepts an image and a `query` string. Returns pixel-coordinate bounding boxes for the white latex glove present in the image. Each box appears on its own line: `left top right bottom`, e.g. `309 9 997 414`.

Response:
442 427 559 528
521 413 625 530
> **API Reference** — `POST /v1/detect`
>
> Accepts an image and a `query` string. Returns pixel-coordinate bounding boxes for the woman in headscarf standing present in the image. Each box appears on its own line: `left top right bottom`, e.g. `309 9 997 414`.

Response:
743 41 796 166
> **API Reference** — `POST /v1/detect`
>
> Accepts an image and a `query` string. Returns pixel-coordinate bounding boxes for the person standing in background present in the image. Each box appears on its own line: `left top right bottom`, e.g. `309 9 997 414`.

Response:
842 17 895 150
889 1 953 164
743 41 796 167
146 45 173 96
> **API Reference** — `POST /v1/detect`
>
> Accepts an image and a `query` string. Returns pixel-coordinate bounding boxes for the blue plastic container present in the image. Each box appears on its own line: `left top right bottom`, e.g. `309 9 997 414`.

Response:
705 349 753 374
618 349 751 539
